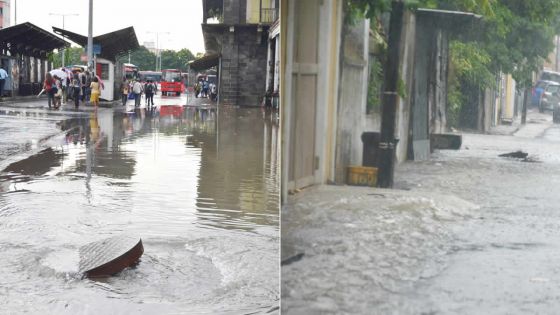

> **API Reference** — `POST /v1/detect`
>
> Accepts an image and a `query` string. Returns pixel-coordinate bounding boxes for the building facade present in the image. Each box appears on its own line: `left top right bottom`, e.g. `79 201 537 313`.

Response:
0 0 10 29
200 0 278 106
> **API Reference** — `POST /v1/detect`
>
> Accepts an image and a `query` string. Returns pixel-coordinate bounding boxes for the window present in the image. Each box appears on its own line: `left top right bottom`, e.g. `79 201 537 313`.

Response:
100 63 109 80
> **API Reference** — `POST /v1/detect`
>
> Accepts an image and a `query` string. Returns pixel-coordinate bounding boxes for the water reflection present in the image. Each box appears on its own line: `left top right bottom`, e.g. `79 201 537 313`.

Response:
2 105 279 231
0 104 279 313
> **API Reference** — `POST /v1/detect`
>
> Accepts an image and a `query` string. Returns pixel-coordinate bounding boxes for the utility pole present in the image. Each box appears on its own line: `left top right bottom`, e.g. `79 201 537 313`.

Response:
87 0 93 71
377 0 405 188
147 31 169 71
49 13 78 67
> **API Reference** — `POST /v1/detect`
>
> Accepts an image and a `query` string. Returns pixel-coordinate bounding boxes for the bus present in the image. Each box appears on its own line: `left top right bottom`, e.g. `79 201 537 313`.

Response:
161 69 183 96
123 63 139 80
138 71 162 83
139 70 162 90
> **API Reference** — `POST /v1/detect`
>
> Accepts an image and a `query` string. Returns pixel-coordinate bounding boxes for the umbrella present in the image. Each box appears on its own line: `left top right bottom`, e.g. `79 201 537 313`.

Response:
49 69 68 80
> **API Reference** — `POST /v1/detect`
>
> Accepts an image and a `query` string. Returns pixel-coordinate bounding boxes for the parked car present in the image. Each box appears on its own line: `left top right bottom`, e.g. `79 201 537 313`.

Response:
540 70 560 83
540 81 560 113
532 80 555 108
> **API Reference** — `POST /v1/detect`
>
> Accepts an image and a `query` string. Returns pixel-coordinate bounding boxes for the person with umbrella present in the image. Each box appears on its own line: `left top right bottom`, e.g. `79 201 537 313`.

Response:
42 72 56 109
49 69 68 105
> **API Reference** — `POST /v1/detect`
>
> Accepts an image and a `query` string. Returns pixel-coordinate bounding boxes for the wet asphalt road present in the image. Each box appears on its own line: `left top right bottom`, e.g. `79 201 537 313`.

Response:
0 93 280 314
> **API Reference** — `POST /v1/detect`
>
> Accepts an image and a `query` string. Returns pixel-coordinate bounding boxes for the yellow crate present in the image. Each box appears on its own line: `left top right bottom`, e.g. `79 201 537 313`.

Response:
347 166 378 187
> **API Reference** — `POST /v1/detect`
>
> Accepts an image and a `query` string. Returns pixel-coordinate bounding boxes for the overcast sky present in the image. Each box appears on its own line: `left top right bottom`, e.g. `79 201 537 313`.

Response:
11 0 205 54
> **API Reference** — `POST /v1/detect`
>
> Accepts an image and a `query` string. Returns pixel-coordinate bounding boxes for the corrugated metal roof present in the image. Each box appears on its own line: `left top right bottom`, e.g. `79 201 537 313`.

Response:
0 22 69 58
52 26 139 62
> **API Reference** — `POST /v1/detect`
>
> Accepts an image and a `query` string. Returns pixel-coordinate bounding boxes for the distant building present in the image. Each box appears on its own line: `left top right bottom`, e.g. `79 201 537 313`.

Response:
191 0 278 106
0 0 11 29
143 41 157 54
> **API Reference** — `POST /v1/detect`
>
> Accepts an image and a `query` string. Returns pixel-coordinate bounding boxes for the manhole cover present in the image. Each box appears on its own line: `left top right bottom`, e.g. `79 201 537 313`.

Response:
79 235 143 278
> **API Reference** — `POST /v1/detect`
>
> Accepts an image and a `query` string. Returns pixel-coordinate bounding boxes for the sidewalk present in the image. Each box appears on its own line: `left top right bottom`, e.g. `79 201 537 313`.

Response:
488 107 552 137
0 94 117 109
281 185 478 314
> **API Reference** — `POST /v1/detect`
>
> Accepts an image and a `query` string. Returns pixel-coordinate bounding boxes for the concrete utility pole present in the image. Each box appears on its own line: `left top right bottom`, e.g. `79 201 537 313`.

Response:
87 0 93 71
49 13 78 67
377 0 405 188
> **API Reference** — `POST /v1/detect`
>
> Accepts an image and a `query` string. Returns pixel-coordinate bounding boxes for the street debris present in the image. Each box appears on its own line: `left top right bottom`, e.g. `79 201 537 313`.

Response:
281 253 304 266
498 150 528 159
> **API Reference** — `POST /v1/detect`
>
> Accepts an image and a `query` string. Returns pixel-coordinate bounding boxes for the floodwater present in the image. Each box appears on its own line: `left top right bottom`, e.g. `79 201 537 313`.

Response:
282 110 560 314
0 102 280 314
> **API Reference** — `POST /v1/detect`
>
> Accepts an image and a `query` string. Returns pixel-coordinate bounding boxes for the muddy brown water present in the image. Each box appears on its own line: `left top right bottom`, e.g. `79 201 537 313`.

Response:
0 104 279 314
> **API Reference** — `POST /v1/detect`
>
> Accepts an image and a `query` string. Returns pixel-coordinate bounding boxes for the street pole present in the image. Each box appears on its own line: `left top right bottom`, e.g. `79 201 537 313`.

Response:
87 0 93 71
377 0 404 189
521 88 528 125
148 31 169 71
156 33 159 71
50 13 78 67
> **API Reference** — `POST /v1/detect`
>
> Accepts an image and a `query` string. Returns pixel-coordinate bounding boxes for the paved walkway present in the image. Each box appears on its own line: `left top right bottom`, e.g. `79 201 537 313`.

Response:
488 107 552 137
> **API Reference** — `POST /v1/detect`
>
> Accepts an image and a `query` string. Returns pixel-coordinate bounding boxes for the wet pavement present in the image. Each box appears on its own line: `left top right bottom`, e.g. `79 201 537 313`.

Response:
282 109 560 314
0 93 280 314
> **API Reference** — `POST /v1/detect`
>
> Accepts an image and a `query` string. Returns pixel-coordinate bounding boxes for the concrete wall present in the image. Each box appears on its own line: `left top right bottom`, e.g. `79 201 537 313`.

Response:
333 19 369 184
219 26 268 106
395 11 415 162
223 0 247 24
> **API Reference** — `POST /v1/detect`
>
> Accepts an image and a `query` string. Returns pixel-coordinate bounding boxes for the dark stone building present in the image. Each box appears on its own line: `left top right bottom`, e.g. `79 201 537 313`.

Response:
195 0 278 106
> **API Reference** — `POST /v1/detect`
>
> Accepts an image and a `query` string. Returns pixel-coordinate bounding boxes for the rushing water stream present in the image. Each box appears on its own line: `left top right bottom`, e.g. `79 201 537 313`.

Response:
0 105 279 314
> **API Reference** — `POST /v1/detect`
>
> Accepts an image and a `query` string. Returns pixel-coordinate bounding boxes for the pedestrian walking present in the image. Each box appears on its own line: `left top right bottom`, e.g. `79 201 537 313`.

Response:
202 80 209 98
43 72 56 109
120 77 129 106
145 79 156 108
194 82 200 98
132 79 143 107
53 77 63 109
0 65 8 100
71 71 81 108
210 83 217 101
84 71 92 105
59 70 68 105
90 76 101 108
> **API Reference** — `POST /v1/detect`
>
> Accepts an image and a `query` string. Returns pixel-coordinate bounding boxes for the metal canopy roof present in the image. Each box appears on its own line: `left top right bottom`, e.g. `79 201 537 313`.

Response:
188 53 220 71
0 22 70 58
416 8 482 29
52 26 139 62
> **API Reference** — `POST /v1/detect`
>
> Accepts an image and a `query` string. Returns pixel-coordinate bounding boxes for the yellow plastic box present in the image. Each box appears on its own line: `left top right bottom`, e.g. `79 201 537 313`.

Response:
347 166 378 187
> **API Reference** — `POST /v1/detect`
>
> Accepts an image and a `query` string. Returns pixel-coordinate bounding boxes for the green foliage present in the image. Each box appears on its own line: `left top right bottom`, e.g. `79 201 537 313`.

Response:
160 48 195 71
447 78 464 128
116 46 196 72
450 41 494 89
51 46 85 68
367 57 383 112
117 46 156 70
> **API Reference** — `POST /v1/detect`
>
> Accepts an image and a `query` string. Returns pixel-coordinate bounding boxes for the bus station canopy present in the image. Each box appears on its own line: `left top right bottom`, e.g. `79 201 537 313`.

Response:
0 22 69 58
52 26 139 62
188 53 220 71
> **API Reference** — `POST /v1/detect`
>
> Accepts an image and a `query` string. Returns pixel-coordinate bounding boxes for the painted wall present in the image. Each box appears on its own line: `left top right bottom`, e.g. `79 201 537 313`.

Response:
333 19 369 183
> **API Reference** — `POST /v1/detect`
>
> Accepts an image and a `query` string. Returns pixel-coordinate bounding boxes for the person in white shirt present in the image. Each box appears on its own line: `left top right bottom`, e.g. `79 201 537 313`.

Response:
132 79 143 107
0 65 8 99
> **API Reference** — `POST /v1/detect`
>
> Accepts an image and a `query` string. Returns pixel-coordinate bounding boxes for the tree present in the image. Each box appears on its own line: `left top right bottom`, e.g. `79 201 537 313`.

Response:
117 46 157 70
51 46 85 68
348 0 560 127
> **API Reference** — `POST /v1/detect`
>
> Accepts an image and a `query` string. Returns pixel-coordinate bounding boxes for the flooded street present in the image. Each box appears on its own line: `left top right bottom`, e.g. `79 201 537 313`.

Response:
0 95 279 314
282 110 560 314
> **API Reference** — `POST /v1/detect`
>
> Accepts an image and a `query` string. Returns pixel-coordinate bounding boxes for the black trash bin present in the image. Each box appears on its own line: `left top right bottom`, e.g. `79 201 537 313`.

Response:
361 132 380 167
